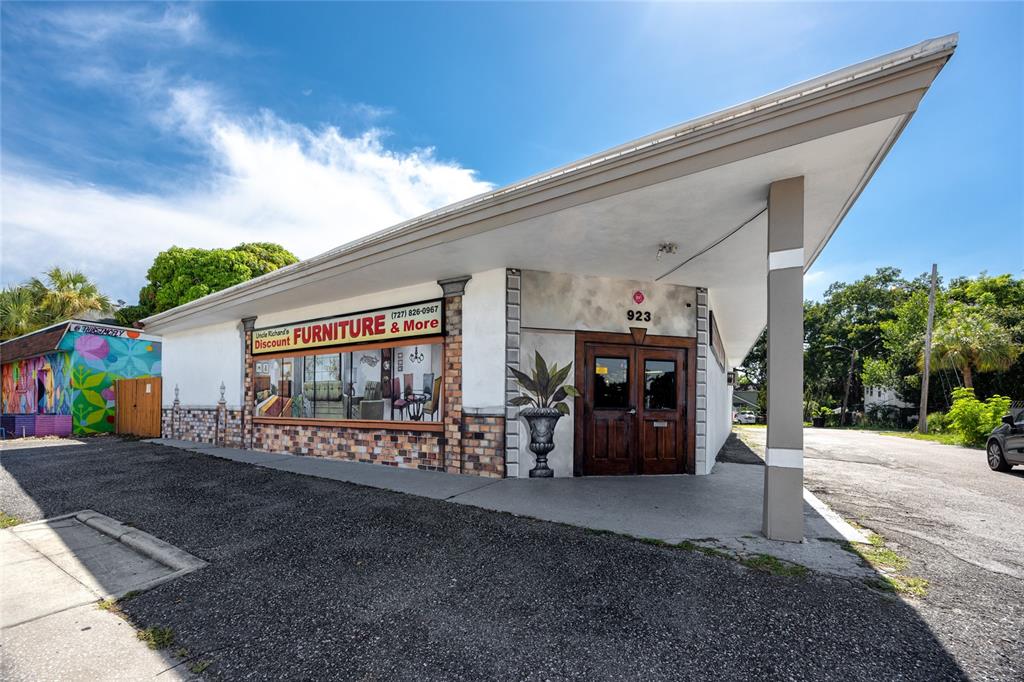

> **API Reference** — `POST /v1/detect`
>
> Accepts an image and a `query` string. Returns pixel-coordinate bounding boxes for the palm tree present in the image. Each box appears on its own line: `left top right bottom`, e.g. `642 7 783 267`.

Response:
925 306 1021 388
28 267 111 322
0 286 41 340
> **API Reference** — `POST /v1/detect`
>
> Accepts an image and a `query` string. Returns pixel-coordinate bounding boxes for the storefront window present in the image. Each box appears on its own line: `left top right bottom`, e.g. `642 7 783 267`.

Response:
253 342 443 423
594 357 629 409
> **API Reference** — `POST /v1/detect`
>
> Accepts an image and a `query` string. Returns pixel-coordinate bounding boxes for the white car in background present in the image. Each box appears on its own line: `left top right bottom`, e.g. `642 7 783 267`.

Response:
734 411 758 425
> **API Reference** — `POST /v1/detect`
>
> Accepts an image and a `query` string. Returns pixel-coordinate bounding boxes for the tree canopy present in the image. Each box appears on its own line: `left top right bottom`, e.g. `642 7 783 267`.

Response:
0 268 113 340
116 242 298 325
739 269 1023 416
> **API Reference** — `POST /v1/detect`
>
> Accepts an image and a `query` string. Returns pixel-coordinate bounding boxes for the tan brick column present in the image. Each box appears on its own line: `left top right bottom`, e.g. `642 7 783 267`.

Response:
241 316 257 450
438 276 471 474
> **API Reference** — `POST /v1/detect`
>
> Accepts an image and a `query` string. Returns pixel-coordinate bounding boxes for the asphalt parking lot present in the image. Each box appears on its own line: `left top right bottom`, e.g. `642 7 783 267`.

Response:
738 426 1024 681
0 437 997 680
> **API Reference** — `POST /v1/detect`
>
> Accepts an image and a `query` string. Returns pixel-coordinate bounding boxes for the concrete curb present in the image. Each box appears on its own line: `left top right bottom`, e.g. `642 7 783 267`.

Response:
802 489 870 544
74 509 208 574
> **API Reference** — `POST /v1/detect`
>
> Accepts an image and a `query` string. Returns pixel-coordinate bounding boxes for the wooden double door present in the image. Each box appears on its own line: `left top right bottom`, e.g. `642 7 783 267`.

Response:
576 334 694 475
115 377 162 438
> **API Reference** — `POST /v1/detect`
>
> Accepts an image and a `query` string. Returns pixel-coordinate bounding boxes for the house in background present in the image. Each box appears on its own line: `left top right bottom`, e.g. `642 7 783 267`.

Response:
864 384 916 424
1 321 161 437
732 389 760 416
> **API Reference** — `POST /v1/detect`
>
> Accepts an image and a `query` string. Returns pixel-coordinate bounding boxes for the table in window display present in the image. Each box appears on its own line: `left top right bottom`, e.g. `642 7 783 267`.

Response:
405 393 428 421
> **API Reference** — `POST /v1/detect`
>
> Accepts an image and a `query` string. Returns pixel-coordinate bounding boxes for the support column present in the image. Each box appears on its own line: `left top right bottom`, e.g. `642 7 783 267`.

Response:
439 276 471 474
241 316 257 450
762 177 805 542
504 269 522 478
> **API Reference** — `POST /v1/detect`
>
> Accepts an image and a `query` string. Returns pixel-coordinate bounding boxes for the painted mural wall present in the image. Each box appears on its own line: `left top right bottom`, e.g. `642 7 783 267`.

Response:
1 352 72 416
58 329 162 434
1 327 162 435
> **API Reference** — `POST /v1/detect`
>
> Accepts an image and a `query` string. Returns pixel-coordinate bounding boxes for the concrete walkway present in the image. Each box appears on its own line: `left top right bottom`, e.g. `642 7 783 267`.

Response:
149 438 869 576
1 514 198 681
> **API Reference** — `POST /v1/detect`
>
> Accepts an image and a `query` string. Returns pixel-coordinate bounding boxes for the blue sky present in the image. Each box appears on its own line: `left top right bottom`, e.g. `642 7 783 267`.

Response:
2 2 1021 303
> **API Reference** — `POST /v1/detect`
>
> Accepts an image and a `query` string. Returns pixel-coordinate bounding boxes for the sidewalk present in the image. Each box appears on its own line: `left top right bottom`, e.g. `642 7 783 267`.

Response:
148 438 870 576
1 514 196 681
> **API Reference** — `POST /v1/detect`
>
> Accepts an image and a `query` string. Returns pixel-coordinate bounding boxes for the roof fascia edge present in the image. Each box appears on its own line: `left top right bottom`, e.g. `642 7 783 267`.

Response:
143 39 956 331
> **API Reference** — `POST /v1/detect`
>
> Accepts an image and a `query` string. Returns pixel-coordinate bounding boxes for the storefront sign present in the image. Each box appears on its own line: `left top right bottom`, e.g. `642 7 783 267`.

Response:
66 322 159 341
251 300 443 355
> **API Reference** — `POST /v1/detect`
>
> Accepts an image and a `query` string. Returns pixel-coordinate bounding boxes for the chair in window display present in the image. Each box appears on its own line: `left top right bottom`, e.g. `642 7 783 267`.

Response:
421 373 434 397
391 377 408 419
356 381 385 420
423 376 443 421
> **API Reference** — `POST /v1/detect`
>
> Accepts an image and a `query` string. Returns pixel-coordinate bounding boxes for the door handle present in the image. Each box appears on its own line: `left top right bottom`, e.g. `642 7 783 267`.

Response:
627 407 637 415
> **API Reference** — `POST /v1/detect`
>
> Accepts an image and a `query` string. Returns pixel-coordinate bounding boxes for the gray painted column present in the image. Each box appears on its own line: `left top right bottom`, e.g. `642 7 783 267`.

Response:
504 269 522 478
695 288 709 473
762 177 805 542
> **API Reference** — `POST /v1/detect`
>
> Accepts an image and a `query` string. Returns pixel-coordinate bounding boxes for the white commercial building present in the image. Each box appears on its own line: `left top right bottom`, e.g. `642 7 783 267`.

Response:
143 35 957 541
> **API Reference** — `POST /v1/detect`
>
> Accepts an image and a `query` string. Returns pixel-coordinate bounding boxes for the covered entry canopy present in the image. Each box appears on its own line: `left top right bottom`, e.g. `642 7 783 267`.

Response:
143 35 956 368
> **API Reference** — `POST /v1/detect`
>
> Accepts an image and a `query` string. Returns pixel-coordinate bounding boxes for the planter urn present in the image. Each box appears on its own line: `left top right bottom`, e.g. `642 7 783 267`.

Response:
812 416 825 428
521 406 562 478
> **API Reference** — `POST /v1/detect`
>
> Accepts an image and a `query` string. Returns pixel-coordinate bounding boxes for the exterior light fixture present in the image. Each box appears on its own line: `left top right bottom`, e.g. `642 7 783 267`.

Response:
656 242 679 261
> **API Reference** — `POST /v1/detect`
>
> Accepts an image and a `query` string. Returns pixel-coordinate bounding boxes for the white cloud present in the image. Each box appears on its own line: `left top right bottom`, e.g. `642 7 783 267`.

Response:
1 91 493 301
26 4 206 49
1 4 493 302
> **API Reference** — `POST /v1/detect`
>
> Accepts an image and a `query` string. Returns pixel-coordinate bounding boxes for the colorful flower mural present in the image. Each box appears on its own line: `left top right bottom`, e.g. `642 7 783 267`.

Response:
56 330 162 434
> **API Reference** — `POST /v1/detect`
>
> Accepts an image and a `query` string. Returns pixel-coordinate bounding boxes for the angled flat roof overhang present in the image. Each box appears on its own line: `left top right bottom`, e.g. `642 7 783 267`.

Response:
143 34 957 366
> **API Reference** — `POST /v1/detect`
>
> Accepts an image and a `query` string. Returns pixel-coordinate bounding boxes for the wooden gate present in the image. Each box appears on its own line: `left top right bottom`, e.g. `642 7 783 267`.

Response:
116 377 162 437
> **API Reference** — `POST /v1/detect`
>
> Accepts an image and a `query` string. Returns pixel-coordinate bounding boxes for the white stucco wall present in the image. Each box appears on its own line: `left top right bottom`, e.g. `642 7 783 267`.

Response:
161 321 244 408
462 268 507 410
704 353 732 475
521 271 697 336
254 281 443 329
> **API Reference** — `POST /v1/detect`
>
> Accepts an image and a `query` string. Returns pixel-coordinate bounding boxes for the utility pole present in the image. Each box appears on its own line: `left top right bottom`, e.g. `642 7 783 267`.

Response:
828 340 876 426
841 348 857 427
918 264 938 433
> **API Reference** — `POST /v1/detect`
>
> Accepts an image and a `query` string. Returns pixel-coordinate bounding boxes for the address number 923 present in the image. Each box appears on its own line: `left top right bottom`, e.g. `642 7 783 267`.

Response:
626 310 652 322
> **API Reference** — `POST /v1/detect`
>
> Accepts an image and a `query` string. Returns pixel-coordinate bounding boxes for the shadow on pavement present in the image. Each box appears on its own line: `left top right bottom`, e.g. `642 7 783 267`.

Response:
0 437 969 680
715 432 765 465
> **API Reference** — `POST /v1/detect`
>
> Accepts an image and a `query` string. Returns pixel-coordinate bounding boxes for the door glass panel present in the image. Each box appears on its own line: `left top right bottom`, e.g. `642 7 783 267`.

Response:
644 360 676 410
594 357 629 409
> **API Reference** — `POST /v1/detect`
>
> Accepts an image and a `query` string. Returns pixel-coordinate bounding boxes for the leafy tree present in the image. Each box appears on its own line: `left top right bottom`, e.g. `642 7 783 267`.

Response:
0 285 41 340
803 267 921 413
117 242 299 325
740 268 1023 419
0 269 112 340
945 273 1024 398
29 267 112 321
926 304 1020 389
946 387 1011 447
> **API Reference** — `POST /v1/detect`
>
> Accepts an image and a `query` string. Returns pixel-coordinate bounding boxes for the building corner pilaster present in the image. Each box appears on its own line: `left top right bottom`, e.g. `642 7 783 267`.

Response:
439 277 470 474
241 316 257 450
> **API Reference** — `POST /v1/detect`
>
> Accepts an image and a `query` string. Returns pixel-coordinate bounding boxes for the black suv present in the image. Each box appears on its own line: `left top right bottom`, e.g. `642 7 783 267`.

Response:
987 413 1024 472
